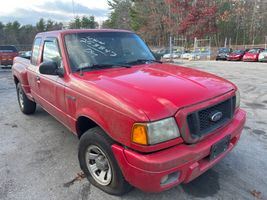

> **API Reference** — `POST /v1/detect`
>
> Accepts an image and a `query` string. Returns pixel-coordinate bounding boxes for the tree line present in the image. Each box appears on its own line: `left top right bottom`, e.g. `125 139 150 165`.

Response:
0 16 98 50
102 0 267 47
0 0 266 49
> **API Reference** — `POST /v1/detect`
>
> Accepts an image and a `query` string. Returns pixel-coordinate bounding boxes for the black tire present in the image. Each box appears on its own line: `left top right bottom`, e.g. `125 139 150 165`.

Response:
16 83 36 114
78 127 132 196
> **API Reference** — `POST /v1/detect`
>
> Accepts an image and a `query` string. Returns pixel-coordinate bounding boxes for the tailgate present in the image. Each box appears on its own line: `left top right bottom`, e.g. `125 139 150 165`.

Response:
0 52 16 61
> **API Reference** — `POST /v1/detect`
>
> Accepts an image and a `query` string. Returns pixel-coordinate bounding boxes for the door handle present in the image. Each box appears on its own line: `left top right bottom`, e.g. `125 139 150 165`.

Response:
36 76 41 84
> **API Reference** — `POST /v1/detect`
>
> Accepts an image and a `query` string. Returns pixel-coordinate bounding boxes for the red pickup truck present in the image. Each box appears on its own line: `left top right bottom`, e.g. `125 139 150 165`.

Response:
0 45 18 66
12 29 246 195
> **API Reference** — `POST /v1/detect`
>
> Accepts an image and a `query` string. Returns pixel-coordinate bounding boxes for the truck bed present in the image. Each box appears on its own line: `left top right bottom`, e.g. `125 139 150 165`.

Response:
12 57 31 98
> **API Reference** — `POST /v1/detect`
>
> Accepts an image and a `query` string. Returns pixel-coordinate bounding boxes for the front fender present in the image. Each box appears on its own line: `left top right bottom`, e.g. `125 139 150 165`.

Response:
76 107 110 138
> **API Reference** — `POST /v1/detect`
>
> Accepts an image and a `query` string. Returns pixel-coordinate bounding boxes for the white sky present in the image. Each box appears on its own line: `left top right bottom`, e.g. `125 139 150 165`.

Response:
0 0 109 14
0 0 109 24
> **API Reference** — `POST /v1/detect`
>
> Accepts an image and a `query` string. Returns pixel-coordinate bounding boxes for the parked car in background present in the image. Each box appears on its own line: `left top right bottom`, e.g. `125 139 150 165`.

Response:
181 50 192 59
258 49 267 62
0 45 18 66
19 51 32 59
243 48 264 62
216 47 232 60
189 49 211 60
162 50 182 59
227 49 246 61
155 48 170 59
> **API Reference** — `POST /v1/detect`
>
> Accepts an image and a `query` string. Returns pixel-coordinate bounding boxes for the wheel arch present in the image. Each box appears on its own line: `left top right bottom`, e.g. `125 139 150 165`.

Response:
13 75 19 85
76 115 112 140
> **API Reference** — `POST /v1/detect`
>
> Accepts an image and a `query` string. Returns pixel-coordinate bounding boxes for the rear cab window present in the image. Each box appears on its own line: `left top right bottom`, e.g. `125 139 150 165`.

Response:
31 38 42 66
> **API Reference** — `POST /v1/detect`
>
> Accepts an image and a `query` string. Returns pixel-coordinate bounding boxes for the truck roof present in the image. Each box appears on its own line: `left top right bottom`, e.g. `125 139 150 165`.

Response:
36 29 133 37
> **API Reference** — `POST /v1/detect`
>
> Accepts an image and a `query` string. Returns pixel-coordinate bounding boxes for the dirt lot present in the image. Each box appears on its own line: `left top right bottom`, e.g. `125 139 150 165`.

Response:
0 61 267 200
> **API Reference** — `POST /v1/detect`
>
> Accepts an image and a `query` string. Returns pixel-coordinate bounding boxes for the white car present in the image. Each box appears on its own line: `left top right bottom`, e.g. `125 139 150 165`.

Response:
163 52 181 59
181 52 192 59
258 49 267 62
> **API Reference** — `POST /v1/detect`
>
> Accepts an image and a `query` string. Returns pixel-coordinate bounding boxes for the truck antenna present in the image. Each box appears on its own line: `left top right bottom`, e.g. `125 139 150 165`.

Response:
71 0 77 29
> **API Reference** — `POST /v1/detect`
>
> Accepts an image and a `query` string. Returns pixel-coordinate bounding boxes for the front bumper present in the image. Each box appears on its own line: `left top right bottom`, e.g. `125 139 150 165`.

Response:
216 55 227 60
112 109 246 192
243 57 257 61
228 56 242 61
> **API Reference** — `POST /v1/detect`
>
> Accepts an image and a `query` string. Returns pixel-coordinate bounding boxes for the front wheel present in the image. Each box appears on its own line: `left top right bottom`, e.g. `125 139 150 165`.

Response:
16 83 36 114
78 127 132 195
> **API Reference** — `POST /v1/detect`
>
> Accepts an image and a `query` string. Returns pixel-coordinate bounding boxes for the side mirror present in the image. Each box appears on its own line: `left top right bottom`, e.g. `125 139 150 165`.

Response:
39 61 62 76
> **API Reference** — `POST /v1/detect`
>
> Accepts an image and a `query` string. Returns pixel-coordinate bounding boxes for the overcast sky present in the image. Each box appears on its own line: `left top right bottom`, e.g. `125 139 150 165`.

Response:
0 0 110 25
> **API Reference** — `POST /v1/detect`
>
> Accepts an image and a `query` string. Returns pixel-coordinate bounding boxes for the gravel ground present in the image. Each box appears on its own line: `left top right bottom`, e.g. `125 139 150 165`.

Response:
0 61 267 200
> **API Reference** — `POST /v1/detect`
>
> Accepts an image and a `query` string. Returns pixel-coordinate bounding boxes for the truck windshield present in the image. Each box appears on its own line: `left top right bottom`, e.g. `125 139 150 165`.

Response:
64 32 155 72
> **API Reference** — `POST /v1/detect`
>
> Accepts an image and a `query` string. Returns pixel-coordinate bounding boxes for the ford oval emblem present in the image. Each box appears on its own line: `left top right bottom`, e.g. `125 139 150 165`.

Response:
210 111 223 122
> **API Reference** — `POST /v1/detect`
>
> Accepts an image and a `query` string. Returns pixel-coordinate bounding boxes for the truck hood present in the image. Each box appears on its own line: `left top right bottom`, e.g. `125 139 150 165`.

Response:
73 63 235 121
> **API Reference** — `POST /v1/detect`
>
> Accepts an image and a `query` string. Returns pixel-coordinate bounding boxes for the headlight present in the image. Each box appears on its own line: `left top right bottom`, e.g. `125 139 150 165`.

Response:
132 118 180 145
235 90 240 109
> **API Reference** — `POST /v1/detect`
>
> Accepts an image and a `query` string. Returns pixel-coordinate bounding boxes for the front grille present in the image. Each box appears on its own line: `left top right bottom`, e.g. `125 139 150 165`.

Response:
187 96 236 137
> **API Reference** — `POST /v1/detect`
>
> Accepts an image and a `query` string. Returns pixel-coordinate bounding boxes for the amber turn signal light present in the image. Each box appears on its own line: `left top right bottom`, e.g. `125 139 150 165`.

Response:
131 124 148 145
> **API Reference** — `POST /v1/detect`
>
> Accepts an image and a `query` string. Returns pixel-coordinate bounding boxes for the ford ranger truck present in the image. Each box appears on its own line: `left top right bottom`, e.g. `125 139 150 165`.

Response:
12 29 246 195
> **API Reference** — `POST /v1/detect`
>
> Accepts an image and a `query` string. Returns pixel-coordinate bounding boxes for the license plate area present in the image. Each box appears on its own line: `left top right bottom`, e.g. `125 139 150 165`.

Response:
209 135 231 160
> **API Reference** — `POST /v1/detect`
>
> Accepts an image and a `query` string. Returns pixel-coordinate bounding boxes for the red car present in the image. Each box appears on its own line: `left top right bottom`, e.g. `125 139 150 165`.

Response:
227 49 246 61
0 45 19 66
12 29 246 195
243 48 264 62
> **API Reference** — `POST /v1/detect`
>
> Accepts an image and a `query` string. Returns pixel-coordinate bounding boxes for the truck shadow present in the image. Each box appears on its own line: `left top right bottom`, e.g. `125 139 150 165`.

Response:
33 106 51 117
181 169 220 198
126 169 220 199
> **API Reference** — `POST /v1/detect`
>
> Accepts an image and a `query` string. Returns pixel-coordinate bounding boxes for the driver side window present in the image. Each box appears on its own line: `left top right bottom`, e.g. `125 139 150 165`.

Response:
42 39 63 69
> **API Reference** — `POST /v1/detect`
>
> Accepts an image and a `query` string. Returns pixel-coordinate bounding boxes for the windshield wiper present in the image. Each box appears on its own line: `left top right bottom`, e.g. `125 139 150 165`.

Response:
126 59 162 65
75 63 131 72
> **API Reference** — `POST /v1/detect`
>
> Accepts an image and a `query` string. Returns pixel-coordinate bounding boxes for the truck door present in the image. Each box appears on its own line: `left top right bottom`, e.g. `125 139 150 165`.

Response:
36 38 68 125
27 37 42 102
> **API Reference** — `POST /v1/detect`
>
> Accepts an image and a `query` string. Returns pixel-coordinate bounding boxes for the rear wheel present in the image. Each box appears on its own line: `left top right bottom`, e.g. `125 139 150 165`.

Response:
16 83 36 114
78 127 131 195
